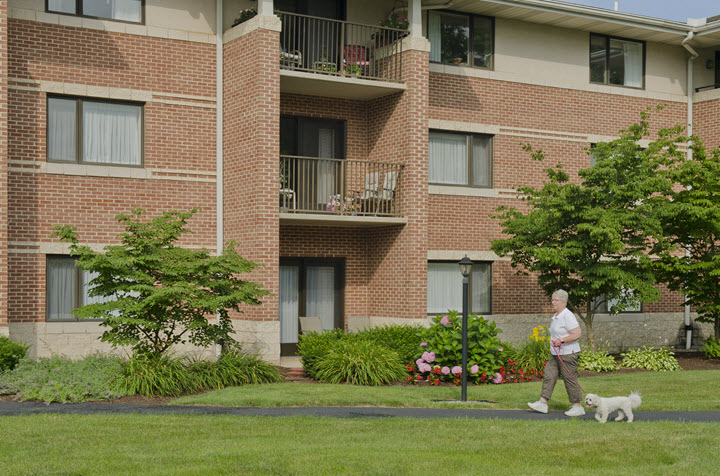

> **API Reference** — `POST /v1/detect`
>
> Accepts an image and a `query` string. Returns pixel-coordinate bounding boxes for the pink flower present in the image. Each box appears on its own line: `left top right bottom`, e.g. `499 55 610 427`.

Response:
422 351 436 363
440 316 451 326
452 365 462 375
415 358 424 367
498 348 503 352
470 364 479 375
420 342 428 347
492 372 503 384
441 366 450 375
418 363 432 373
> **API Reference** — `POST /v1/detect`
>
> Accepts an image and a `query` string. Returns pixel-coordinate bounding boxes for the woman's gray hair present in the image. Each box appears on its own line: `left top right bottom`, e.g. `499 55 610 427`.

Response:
552 290 569 302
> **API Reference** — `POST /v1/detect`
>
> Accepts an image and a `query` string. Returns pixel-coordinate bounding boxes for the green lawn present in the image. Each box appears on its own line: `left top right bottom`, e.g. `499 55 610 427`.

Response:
1 414 719 474
173 370 720 411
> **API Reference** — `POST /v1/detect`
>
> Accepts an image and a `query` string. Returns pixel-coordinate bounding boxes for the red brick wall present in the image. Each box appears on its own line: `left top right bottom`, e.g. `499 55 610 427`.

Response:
223 27 280 322
6 21 218 324
694 98 720 151
0 1 8 331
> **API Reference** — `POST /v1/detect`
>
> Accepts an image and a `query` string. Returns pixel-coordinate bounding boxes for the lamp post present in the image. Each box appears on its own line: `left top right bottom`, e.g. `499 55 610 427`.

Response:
458 255 473 402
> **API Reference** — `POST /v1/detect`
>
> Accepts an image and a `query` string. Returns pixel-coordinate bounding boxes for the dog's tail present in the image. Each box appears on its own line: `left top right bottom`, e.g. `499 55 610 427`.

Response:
629 391 642 409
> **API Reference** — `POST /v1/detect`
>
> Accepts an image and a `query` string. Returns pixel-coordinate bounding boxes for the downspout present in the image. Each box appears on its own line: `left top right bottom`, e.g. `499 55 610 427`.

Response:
216 0 224 358
681 31 697 350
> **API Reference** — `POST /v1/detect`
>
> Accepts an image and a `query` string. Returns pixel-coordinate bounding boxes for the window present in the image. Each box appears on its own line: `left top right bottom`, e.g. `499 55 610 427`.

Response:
47 0 143 23
46 256 113 321
428 11 493 68
427 261 491 315
429 131 492 187
590 33 644 88
593 290 642 314
48 96 143 166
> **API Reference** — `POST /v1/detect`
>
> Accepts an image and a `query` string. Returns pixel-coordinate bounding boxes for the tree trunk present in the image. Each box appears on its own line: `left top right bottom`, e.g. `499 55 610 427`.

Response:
579 302 596 352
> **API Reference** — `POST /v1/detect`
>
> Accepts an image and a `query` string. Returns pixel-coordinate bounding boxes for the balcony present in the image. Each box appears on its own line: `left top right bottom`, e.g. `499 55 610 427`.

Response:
278 12 409 100
279 156 406 227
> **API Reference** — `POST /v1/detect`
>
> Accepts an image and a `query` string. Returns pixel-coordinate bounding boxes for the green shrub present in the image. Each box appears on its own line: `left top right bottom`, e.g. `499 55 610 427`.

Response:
620 346 681 371
315 340 406 385
0 354 126 403
414 311 503 382
189 350 283 388
0 336 30 372
356 324 423 363
507 338 550 374
297 329 346 379
579 350 618 372
703 338 720 359
117 353 196 397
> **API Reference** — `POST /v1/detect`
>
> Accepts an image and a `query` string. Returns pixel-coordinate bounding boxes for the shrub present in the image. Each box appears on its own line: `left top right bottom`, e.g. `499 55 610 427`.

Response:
117 354 195 397
314 340 406 385
412 311 504 384
504 326 550 375
190 350 283 388
703 338 720 359
579 350 618 372
0 336 30 372
297 329 346 379
355 324 423 363
0 354 126 403
620 346 681 371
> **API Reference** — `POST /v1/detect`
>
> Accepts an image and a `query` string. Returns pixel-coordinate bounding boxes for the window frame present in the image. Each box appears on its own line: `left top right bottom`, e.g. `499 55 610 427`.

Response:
429 130 493 188
592 293 643 314
46 0 145 24
427 260 492 316
427 10 494 70
46 255 106 322
589 32 646 90
46 95 145 168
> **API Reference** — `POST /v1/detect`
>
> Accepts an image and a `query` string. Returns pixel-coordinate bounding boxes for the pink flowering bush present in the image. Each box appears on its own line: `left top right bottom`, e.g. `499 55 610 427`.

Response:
406 310 504 384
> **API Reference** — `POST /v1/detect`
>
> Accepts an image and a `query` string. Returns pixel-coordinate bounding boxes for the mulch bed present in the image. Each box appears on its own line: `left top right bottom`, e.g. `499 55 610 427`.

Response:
2 352 718 405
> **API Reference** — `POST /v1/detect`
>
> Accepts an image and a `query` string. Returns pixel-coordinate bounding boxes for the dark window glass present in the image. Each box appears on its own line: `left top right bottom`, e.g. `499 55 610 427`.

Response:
429 11 493 69
590 34 643 88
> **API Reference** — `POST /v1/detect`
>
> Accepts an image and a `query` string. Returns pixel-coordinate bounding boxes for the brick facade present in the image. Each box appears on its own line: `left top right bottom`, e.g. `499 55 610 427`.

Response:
2 3 719 359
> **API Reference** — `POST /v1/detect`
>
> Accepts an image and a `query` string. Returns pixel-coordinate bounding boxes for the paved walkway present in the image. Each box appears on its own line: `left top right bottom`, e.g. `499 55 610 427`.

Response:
1 401 719 422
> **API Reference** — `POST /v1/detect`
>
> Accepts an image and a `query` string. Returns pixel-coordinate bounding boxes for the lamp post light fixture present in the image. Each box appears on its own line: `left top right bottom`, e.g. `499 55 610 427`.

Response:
458 255 473 402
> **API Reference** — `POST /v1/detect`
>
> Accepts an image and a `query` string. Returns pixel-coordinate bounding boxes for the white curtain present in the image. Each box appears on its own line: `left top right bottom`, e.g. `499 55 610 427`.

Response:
83 0 141 22
83 101 141 165
471 264 491 314
429 132 467 184
428 12 441 62
613 38 642 88
48 0 76 13
427 263 463 314
279 266 300 343
316 128 335 205
472 137 491 187
47 258 76 321
48 98 77 162
306 266 335 331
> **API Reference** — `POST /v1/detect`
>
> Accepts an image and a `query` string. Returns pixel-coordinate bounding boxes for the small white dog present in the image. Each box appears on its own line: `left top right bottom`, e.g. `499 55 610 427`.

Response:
584 392 642 423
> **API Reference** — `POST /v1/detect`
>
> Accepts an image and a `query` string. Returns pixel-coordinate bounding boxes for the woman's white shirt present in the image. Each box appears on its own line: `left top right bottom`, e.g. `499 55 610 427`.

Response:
549 307 581 355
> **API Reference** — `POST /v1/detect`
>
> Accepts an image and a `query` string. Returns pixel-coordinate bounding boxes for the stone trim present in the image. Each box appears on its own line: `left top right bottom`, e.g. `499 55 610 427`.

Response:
427 250 505 261
222 15 281 44
8 242 216 254
8 161 216 183
9 8 216 44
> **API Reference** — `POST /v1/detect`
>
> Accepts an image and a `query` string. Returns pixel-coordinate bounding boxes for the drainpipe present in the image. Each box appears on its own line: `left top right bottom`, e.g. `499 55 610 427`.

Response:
216 0 224 358
681 31 697 350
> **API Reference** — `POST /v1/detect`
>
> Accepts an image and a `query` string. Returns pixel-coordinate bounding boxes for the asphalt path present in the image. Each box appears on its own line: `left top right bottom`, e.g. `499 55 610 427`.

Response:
1 402 719 422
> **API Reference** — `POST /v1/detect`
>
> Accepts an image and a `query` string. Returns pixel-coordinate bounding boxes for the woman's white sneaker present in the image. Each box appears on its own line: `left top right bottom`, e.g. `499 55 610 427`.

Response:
565 405 585 417
528 401 548 413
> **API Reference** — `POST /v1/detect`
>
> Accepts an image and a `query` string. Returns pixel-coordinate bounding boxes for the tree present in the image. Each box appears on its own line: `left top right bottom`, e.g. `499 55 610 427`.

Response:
491 108 684 350
654 143 720 340
52 209 270 357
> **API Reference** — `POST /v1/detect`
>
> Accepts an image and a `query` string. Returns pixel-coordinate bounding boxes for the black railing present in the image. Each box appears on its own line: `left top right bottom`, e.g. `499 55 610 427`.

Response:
278 12 408 82
280 156 403 217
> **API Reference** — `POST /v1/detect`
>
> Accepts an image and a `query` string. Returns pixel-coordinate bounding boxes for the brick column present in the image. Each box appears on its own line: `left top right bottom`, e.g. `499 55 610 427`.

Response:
223 17 281 358
0 1 8 336
367 37 430 321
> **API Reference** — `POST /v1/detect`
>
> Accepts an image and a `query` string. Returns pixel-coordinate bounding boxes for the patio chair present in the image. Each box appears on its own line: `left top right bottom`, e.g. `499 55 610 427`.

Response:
377 171 398 214
280 46 302 68
356 172 380 213
343 45 370 76
299 316 323 335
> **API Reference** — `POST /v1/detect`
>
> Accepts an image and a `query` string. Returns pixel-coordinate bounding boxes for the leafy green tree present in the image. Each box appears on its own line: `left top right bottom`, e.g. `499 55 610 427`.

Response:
653 143 720 340
52 209 270 357
491 108 684 350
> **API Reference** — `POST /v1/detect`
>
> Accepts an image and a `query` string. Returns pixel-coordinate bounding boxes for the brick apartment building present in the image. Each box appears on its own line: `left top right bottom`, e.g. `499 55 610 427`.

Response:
1 0 719 362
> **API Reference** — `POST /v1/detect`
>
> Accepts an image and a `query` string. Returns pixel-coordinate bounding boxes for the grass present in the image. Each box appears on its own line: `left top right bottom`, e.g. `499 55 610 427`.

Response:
173 370 720 411
1 414 719 474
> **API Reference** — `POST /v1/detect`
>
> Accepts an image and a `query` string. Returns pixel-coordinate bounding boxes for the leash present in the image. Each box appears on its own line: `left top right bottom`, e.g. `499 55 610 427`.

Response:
552 342 587 396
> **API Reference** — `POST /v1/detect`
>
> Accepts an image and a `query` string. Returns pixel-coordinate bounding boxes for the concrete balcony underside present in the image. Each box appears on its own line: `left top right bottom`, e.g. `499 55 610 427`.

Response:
280 213 407 227
280 70 406 100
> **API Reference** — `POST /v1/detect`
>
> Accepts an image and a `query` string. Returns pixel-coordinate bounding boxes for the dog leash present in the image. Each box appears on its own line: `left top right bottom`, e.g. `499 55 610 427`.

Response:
552 342 587 396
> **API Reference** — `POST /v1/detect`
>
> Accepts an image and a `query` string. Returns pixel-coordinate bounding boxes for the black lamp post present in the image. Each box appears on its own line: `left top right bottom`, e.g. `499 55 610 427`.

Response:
458 255 473 402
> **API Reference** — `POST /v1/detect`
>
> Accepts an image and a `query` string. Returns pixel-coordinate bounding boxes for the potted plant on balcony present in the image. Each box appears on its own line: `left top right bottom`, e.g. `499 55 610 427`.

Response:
372 11 409 47
231 7 283 27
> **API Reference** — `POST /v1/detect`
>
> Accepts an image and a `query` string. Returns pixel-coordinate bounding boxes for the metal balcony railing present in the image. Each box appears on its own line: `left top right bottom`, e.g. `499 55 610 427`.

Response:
278 12 408 83
280 156 403 217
